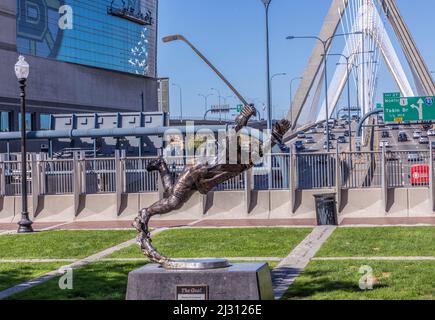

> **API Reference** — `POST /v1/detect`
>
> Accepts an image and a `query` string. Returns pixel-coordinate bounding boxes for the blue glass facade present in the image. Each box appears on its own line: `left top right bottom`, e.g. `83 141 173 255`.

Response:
16 0 156 76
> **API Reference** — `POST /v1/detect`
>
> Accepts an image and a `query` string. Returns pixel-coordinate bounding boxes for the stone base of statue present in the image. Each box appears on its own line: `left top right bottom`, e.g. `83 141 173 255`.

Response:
126 261 274 300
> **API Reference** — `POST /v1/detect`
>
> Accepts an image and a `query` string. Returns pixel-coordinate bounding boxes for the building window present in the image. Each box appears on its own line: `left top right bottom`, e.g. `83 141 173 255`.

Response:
40 114 51 130
0 112 11 132
18 113 33 131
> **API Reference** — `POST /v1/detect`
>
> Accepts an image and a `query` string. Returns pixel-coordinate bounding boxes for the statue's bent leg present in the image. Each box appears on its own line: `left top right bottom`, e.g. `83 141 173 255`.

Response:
134 193 190 266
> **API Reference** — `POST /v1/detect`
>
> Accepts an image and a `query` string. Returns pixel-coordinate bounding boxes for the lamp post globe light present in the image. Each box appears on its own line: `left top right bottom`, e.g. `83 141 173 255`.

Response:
15 55 33 233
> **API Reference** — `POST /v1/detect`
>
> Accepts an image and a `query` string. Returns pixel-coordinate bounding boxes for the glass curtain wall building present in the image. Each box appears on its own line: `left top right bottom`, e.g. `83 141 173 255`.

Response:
0 0 160 154
16 0 156 76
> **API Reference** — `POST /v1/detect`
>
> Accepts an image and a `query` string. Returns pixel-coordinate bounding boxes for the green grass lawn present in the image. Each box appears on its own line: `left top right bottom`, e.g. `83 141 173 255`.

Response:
9 260 278 300
283 260 435 300
0 263 64 291
316 227 435 257
109 227 312 259
0 230 135 260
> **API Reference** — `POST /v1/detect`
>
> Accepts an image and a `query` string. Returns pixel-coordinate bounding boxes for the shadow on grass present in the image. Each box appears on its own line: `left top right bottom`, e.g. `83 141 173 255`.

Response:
0 263 62 292
9 261 146 300
282 269 389 300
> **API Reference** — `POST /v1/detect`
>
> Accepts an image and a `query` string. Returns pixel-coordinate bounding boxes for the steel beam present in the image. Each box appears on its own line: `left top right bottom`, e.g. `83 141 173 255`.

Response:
288 0 349 129
378 0 435 96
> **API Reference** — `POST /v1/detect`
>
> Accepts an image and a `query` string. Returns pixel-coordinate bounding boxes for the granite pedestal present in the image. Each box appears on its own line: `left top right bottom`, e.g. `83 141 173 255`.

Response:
126 262 274 300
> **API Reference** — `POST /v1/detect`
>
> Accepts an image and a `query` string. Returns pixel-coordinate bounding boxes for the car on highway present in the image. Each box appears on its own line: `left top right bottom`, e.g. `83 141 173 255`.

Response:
390 125 400 130
427 129 435 136
297 131 306 139
316 123 324 129
379 140 390 148
381 131 390 138
419 136 429 144
351 115 360 121
276 143 290 153
398 132 408 142
305 136 315 144
323 141 334 150
408 152 422 162
337 136 346 144
294 141 305 152
413 131 422 139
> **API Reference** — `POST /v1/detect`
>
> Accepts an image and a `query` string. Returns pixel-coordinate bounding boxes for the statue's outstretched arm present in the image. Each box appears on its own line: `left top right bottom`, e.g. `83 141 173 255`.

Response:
234 104 257 133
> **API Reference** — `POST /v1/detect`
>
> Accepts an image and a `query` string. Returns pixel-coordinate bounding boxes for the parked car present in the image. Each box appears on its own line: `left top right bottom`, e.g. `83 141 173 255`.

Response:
344 131 350 137
398 132 408 142
381 131 390 138
309 128 317 134
337 136 347 144
419 136 429 144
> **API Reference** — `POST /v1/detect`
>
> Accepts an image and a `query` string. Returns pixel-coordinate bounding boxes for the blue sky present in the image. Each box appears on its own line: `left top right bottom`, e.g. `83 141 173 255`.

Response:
157 0 435 120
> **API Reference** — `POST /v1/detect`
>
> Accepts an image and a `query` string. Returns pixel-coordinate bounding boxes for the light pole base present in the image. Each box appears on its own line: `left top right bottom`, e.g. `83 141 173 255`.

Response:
17 215 34 233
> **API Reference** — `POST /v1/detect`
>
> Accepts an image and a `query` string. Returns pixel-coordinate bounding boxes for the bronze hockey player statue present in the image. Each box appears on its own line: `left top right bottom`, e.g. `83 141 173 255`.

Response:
133 105 290 268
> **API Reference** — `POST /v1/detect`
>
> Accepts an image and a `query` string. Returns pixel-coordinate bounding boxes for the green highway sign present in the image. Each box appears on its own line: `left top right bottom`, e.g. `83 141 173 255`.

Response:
236 104 243 113
376 103 383 109
383 92 435 123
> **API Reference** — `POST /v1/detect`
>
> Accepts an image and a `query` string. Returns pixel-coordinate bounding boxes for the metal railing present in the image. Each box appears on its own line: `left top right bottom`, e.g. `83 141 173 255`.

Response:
40 159 74 195
296 153 336 190
2 161 32 196
0 150 432 196
340 152 382 189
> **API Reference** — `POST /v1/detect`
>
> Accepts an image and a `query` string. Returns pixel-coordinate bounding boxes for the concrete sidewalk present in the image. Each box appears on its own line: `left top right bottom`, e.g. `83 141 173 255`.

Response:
1 217 433 232
271 226 337 300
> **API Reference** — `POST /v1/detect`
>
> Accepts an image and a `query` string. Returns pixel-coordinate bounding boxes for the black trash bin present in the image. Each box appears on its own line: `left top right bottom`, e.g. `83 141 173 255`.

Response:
313 194 338 226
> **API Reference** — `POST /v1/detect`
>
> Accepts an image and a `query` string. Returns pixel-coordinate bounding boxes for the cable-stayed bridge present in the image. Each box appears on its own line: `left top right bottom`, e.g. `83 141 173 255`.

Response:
289 0 435 131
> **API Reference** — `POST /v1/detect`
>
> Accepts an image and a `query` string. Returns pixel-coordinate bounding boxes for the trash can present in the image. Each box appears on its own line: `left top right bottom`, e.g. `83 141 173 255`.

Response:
313 194 338 226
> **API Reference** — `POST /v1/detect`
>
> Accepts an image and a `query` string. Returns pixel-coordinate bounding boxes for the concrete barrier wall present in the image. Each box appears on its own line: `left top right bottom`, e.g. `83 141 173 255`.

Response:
0 187 433 224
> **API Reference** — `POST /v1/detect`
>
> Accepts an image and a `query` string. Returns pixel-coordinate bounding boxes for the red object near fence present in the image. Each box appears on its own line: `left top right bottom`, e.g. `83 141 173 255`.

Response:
410 165 430 185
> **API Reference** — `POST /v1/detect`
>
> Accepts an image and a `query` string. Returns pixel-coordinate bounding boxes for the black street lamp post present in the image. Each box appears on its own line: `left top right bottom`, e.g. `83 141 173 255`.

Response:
15 55 33 234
